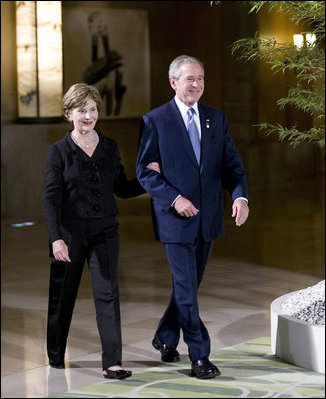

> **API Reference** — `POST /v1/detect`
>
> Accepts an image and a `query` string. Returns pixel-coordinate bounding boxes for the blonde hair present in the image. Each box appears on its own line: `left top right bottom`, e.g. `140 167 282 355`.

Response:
62 83 102 120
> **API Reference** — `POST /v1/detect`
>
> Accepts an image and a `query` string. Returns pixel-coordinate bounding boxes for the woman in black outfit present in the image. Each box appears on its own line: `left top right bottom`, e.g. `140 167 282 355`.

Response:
43 83 156 380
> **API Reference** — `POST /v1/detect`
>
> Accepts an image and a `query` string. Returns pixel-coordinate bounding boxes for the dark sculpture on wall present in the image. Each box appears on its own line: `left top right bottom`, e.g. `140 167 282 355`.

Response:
82 11 127 116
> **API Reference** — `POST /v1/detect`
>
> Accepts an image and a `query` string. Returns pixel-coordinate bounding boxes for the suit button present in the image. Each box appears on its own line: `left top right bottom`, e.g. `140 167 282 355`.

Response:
89 162 99 170
93 205 101 212
93 191 101 198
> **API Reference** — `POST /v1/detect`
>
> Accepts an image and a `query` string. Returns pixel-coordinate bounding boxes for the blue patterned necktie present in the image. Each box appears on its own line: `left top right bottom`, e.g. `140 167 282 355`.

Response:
187 108 201 164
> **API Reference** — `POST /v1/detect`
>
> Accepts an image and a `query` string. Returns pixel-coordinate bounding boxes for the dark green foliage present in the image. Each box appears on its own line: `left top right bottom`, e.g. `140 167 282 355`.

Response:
211 1 325 147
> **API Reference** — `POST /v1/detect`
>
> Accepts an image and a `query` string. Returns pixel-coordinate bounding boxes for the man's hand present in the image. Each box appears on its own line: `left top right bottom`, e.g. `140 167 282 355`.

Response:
174 196 199 217
232 198 249 226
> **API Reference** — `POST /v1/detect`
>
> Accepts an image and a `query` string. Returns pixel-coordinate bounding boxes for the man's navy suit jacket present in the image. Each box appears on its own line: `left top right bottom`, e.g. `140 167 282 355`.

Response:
136 98 248 244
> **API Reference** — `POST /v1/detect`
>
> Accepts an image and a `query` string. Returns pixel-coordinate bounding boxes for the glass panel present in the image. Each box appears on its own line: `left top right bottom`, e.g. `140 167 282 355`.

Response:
37 1 63 117
16 1 37 117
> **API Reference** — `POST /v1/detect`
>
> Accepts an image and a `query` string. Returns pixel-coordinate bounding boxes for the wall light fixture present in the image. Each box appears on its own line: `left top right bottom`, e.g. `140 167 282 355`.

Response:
293 32 316 49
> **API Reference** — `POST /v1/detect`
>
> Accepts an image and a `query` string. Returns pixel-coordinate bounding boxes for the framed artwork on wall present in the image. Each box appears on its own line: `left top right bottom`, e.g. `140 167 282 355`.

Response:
63 7 150 119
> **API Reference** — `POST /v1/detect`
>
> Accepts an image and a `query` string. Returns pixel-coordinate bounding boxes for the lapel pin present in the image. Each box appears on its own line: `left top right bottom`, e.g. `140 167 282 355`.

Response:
206 119 210 129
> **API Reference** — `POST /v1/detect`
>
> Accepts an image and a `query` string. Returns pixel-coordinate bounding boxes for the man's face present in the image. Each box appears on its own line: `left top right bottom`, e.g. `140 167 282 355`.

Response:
169 63 204 107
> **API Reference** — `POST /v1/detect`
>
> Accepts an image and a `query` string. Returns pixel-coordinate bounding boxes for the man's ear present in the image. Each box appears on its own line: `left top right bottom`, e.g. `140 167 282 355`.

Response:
169 77 177 90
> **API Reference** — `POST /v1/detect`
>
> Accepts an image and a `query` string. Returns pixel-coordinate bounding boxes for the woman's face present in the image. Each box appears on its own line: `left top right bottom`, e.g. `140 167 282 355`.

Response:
69 99 98 135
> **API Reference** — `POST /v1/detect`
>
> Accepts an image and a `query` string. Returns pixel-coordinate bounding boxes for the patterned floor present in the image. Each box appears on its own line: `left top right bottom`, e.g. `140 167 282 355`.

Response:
49 337 325 398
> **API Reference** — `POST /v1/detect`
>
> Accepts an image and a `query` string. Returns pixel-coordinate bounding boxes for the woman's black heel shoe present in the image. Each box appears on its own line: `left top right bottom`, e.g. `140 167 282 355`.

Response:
103 368 132 380
49 359 65 369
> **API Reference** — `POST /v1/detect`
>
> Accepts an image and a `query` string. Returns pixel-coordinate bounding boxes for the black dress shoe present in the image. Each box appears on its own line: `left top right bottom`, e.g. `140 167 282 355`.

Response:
191 357 221 379
152 333 180 362
103 368 132 380
49 359 65 369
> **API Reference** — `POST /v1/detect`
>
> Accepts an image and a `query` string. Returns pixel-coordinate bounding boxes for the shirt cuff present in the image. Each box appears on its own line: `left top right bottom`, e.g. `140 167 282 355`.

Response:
234 197 248 203
171 194 181 207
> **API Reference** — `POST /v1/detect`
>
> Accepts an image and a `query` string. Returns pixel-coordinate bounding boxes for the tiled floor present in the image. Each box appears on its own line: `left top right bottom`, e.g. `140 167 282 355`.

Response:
1 178 325 397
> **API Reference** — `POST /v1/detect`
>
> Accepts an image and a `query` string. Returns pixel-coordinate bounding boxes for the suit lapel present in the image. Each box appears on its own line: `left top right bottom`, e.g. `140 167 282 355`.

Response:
198 103 213 173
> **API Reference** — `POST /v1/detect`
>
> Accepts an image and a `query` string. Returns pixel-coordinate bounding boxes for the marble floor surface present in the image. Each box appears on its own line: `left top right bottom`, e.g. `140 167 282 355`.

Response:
1 180 325 398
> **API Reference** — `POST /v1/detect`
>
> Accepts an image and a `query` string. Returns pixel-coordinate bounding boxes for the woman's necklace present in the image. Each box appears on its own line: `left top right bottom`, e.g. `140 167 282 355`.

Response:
71 131 98 149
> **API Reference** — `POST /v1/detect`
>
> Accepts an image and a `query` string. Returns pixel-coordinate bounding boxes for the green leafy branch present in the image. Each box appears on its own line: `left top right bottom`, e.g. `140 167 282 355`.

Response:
211 1 325 148
257 123 325 148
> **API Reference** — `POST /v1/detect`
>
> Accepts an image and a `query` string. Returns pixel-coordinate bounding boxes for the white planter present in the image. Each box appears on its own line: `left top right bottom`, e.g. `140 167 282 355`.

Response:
271 290 325 373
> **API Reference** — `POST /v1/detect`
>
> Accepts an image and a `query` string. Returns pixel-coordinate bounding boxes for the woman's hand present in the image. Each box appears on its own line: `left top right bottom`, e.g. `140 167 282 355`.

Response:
52 239 71 262
146 162 161 173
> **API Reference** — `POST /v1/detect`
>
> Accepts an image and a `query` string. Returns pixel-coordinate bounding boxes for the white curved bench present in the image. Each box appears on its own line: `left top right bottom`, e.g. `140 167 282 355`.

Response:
271 290 325 373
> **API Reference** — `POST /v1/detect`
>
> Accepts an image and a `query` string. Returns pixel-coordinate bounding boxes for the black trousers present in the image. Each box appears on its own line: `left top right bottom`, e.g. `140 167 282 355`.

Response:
47 217 122 370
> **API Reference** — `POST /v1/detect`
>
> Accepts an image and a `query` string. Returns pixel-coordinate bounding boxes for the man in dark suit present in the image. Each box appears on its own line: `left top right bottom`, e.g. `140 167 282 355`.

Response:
136 55 249 379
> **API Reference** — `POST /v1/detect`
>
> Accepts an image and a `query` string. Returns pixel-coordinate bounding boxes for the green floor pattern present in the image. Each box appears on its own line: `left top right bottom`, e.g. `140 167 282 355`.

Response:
49 337 325 398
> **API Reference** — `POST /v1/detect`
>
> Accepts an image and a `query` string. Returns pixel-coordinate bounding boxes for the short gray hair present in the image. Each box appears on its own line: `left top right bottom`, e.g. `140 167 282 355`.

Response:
168 55 204 79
